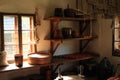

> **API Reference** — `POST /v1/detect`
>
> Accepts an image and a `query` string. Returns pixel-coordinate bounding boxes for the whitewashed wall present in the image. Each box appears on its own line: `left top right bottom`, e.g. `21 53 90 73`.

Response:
86 14 120 67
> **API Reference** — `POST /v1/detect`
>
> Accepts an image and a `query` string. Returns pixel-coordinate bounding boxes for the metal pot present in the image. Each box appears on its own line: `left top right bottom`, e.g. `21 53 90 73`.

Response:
62 28 72 38
64 4 76 17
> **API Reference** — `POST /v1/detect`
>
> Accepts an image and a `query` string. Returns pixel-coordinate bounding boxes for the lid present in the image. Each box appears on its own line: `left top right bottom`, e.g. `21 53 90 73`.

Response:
28 53 49 58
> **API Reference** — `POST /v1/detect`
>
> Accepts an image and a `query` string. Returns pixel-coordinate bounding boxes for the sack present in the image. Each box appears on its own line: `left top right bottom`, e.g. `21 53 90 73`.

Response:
97 57 114 80
0 51 8 66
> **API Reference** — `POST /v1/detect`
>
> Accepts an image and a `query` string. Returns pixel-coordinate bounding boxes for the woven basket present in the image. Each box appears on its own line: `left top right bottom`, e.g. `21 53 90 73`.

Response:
28 52 51 65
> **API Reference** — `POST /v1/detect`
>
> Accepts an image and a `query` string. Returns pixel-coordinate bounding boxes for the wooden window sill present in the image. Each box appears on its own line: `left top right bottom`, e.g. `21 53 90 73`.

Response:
0 62 38 73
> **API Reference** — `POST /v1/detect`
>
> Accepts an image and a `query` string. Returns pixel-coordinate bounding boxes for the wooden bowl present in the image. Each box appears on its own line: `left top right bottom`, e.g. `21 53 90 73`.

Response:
28 52 51 65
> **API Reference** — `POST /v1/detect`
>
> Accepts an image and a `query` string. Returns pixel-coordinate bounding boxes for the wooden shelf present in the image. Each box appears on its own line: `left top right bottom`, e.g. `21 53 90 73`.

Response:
47 35 97 42
38 53 99 67
44 17 96 21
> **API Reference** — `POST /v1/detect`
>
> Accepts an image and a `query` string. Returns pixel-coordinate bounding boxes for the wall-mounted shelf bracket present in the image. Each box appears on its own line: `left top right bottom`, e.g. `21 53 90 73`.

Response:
50 40 62 56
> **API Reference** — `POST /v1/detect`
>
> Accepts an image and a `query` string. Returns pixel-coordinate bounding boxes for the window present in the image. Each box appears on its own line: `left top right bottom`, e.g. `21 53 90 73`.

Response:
113 16 120 56
1 13 35 60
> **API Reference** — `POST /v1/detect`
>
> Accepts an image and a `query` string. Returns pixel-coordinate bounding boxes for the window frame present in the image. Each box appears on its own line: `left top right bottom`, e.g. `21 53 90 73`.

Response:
112 16 120 56
0 12 36 60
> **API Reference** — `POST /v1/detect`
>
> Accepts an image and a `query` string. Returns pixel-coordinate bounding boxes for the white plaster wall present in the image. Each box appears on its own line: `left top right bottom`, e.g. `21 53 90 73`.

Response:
87 15 113 59
86 14 120 67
